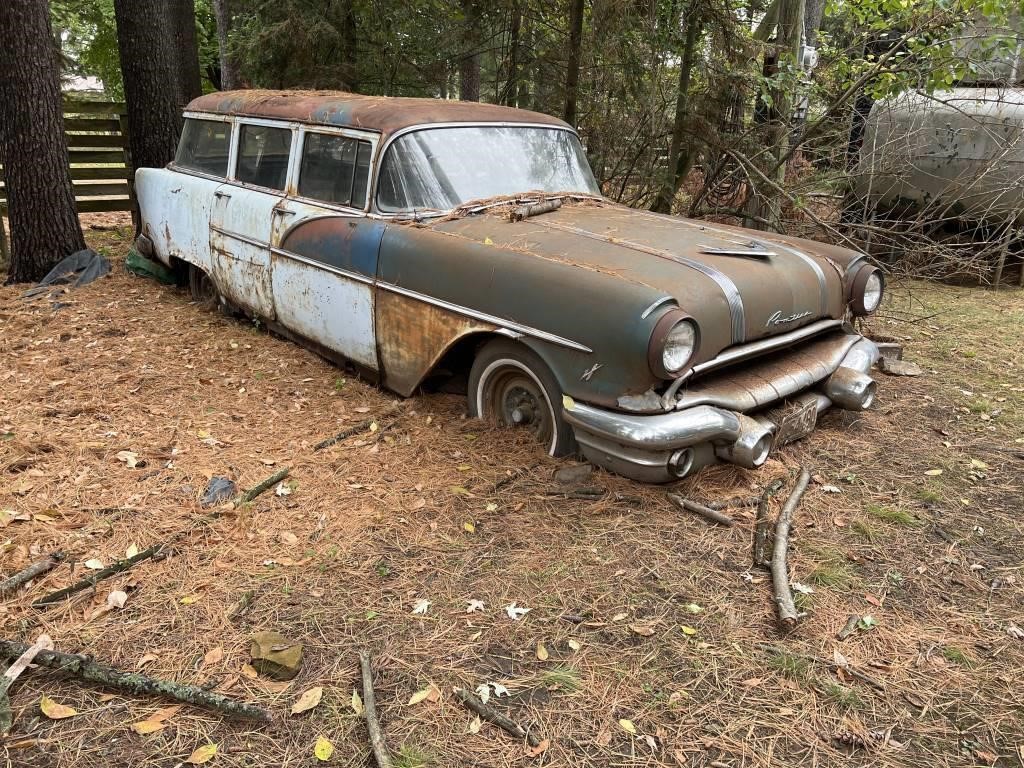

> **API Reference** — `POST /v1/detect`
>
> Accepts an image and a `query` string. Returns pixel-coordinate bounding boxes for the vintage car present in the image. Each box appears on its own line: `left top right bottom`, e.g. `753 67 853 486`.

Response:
135 90 884 483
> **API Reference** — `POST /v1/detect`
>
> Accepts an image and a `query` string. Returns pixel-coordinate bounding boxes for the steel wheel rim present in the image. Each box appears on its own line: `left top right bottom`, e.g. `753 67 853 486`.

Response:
483 366 555 449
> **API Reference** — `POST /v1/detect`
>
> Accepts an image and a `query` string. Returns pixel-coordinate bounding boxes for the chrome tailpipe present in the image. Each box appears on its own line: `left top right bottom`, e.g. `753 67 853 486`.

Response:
714 414 774 469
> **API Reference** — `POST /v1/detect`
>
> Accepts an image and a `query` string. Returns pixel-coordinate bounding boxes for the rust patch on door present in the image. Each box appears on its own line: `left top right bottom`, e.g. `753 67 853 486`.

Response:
377 290 496 396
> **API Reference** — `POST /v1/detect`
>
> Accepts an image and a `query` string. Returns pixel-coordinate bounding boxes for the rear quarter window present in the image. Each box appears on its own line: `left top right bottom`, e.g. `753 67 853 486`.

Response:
174 118 231 176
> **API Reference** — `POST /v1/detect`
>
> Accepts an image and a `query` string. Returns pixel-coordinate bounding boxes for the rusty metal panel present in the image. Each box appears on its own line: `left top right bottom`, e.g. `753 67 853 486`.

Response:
186 90 569 138
209 184 278 320
375 290 496 396
136 167 218 271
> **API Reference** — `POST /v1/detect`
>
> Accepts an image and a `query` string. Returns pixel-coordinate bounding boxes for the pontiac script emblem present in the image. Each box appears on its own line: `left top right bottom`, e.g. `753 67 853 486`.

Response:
766 310 812 327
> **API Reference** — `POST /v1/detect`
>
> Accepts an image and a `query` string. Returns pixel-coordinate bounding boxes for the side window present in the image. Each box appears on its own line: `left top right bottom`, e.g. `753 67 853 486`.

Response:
174 118 231 176
298 133 373 208
236 124 292 192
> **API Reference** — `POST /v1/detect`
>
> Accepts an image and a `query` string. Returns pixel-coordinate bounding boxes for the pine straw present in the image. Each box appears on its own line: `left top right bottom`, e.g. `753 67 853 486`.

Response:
1 231 1022 767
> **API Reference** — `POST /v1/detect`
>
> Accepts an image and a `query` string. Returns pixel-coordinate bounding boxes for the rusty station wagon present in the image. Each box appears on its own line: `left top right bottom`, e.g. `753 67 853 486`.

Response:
135 90 884 483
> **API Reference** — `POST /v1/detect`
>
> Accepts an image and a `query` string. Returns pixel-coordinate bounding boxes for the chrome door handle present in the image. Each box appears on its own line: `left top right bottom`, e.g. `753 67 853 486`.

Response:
214 190 232 199
274 209 296 216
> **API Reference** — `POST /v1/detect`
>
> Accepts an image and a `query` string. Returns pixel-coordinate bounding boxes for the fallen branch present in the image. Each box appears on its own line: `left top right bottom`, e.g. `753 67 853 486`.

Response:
0 635 53 734
0 639 271 720
490 461 541 493
235 467 291 506
314 403 403 452
668 494 734 526
33 545 165 608
359 651 394 768
0 552 65 598
706 494 761 511
753 479 785 568
454 687 541 747
836 615 861 641
771 469 811 629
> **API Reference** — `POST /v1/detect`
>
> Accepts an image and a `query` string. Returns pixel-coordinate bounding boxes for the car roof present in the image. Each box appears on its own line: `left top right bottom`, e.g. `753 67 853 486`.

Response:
186 90 572 137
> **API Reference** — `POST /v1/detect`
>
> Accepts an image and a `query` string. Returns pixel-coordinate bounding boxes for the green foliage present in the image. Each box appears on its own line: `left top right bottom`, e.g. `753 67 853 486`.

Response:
866 504 918 527
51 0 122 97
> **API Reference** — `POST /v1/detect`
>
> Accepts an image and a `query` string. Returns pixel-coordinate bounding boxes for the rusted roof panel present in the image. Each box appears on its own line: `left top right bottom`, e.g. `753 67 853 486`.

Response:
186 90 570 136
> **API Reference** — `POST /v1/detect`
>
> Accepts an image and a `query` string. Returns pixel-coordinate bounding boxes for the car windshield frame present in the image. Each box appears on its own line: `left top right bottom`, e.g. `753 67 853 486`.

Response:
374 123 601 215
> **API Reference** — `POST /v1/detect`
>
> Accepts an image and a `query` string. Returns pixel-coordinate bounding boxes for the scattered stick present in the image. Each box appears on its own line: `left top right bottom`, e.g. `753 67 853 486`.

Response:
0 639 271 720
314 403 404 451
757 643 885 692
454 687 541 748
706 494 761 511
33 545 166 608
771 468 811 629
490 461 542 493
753 479 785 568
0 634 53 734
836 614 861 641
667 494 735 526
358 651 394 768
234 467 291 506
0 552 65 598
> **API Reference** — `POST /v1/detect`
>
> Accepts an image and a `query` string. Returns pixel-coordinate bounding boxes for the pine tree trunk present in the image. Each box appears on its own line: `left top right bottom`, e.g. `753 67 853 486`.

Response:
0 0 87 284
502 1 522 106
459 0 482 101
340 0 359 92
563 0 585 126
213 0 241 90
114 0 184 174
651 8 703 214
171 0 203 103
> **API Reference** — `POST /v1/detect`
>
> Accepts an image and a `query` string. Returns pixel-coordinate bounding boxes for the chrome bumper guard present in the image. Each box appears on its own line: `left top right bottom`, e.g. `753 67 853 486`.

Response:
563 334 880 483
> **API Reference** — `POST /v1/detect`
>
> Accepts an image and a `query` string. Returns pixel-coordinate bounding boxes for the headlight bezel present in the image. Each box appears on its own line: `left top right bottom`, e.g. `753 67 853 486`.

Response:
849 265 884 316
648 309 700 379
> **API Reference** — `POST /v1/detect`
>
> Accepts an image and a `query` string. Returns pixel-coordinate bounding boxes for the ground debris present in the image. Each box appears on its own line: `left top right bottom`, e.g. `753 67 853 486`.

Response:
250 631 303 681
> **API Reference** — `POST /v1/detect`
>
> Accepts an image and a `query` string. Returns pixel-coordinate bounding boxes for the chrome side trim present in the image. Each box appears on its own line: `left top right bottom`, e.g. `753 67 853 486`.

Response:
534 219 747 345
209 224 592 354
640 296 675 319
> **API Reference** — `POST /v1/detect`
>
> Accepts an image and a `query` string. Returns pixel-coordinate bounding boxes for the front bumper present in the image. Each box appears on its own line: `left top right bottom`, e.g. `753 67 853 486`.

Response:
562 332 880 483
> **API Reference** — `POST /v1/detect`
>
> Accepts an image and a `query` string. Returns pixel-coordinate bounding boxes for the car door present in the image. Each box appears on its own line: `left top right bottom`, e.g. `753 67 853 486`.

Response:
209 120 296 321
269 127 382 370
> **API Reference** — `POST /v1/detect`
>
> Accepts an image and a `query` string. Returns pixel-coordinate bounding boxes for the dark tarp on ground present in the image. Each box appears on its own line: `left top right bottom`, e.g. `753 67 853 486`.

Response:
21 249 111 302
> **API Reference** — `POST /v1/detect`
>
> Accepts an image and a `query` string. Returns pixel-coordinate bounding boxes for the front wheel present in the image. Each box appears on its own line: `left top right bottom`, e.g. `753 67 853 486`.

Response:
468 339 576 457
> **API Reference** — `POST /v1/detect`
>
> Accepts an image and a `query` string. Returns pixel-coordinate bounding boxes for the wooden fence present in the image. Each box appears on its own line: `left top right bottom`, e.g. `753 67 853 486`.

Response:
0 100 135 261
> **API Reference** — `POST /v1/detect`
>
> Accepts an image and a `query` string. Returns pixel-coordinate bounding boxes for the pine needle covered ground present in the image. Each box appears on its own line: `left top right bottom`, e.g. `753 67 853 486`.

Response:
1 225 1022 767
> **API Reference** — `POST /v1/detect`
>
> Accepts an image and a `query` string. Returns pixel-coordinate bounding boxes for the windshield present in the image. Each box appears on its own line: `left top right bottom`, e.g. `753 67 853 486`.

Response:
376 126 600 212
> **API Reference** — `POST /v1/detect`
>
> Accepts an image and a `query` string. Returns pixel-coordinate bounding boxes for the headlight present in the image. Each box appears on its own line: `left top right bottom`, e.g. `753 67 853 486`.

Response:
649 310 700 378
849 266 884 316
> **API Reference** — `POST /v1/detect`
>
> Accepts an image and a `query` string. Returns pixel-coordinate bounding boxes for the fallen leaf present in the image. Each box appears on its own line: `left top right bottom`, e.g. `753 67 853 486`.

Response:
180 595 200 605
116 450 139 468
680 625 698 636
408 685 440 705
275 482 292 497
131 719 167 735
741 677 763 687
463 521 475 533
351 689 364 715
864 593 882 607
411 598 431 615
475 683 491 704
240 663 259 679
125 543 139 559
137 653 159 669
468 715 482 734
567 639 582 652
466 599 485 613
203 646 225 667
683 603 702 614
83 558 105 570
924 469 943 476
106 590 128 610
504 602 530 620
629 623 657 637
536 642 549 660
184 743 217 764
619 718 637 734
485 503 497 512
291 686 323 715
791 582 815 595
314 736 334 761
490 682 509 697
39 696 77 720
279 531 298 545
526 738 550 758
611 612 628 622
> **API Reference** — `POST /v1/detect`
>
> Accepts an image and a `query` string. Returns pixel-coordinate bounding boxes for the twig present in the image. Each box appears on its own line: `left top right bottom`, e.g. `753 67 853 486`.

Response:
667 494 735 526
836 614 861 641
753 479 785 568
0 639 271 720
359 651 394 768
757 643 885 692
771 468 811 629
33 545 165 608
454 687 541 747
490 461 542 493
235 467 290 505
0 552 65 598
0 635 53 734
706 494 761 511
313 403 403 451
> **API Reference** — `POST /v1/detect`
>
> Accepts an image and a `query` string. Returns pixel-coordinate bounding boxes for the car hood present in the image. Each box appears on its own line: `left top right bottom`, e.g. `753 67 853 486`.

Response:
431 203 853 354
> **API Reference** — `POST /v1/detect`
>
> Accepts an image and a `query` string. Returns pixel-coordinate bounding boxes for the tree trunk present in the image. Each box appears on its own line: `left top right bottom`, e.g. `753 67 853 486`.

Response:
114 0 184 174
459 0 482 101
171 0 203 103
0 0 87 284
502 1 522 106
650 7 703 214
340 0 359 92
563 0 585 126
213 0 241 90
